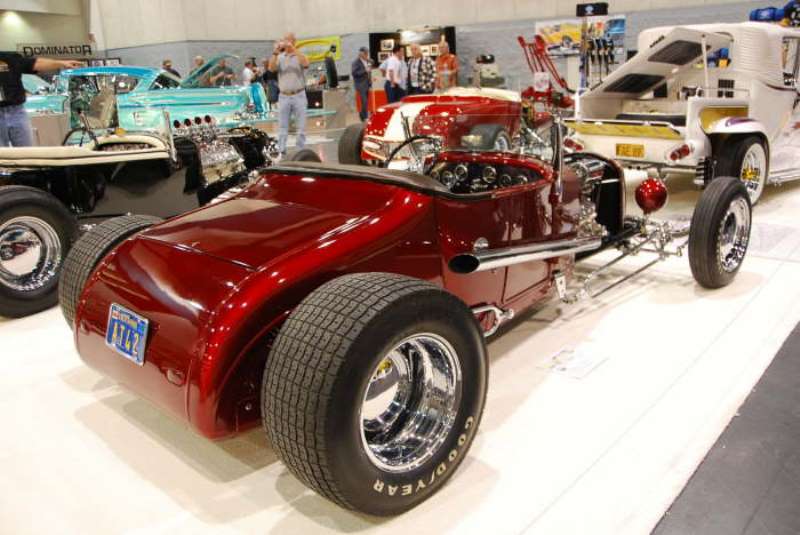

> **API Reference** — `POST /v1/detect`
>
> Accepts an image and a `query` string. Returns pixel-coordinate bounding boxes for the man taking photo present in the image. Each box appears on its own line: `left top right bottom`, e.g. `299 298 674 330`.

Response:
0 53 81 147
268 32 310 155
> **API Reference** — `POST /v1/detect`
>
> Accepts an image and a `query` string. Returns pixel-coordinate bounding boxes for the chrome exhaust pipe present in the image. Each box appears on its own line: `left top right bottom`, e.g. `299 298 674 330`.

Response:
449 236 602 274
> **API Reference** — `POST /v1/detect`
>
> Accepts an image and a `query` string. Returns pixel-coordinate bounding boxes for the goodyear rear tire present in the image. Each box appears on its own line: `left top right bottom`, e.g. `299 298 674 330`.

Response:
689 176 751 289
338 123 365 165
58 214 162 328
286 148 321 162
0 186 77 318
262 273 488 516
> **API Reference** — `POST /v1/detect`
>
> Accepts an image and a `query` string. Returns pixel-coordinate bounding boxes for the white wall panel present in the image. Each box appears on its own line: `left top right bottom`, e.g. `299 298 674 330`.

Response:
95 0 768 49
0 0 81 15
0 9 88 49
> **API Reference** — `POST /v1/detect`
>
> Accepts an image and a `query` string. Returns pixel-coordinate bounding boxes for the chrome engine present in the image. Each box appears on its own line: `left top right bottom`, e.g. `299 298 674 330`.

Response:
172 117 246 184
567 157 609 240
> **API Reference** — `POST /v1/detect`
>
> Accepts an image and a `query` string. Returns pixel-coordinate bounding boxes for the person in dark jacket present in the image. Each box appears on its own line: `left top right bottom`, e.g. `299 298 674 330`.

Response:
162 59 180 78
261 58 279 107
351 46 372 121
0 53 81 146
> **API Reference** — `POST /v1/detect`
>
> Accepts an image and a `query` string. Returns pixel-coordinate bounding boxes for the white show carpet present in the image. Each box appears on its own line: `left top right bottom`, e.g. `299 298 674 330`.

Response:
2 174 800 534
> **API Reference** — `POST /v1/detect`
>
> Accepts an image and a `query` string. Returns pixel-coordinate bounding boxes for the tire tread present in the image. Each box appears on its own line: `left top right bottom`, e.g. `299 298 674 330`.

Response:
58 214 161 326
262 273 443 510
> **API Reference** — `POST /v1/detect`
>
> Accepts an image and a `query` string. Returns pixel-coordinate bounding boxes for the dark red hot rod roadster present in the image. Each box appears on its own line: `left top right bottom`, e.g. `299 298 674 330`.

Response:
61 124 751 516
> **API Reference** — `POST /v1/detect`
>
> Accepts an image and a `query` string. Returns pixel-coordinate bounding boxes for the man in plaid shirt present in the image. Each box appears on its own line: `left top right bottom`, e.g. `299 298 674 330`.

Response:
407 44 435 95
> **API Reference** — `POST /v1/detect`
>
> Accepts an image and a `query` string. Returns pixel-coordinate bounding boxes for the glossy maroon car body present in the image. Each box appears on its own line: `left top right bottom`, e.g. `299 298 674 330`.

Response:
72 152 588 439
362 88 523 162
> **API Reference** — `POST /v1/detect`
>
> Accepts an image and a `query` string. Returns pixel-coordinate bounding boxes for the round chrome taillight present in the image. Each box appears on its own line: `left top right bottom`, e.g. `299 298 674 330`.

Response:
635 177 668 215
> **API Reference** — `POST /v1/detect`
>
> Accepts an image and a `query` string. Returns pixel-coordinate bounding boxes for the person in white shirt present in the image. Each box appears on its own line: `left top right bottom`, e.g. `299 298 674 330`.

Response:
384 45 407 103
241 60 255 86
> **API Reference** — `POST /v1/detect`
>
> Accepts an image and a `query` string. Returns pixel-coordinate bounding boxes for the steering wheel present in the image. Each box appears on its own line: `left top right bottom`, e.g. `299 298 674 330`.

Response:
385 135 442 175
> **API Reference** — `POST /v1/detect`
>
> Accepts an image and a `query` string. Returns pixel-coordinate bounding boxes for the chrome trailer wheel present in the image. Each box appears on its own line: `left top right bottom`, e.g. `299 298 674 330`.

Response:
0 216 61 293
0 186 77 318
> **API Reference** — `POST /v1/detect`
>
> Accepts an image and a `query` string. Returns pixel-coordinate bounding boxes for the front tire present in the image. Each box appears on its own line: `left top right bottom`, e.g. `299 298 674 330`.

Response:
58 214 162 327
715 136 768 205
689 176 752 289
262 273 488 516
0 186 77 318
338 123 365 165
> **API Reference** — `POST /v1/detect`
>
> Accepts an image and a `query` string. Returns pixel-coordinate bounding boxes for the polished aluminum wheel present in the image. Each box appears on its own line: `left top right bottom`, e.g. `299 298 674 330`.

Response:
739 143 766 202
717 197 750 273
0 216 62 292
360 333 462 473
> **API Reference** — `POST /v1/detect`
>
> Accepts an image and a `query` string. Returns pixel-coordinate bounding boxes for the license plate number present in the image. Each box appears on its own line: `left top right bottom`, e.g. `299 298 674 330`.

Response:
616 143 645 158
106 303 149 366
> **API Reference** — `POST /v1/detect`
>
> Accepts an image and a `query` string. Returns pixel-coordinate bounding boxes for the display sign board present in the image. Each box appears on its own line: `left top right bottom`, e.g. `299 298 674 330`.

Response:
17 43 94 59
296 36 342 63
576 2 609 17
535 15 626 57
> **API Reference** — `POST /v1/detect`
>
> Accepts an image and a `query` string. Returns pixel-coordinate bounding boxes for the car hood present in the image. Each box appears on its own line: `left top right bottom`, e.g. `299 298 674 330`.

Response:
140 169 431 269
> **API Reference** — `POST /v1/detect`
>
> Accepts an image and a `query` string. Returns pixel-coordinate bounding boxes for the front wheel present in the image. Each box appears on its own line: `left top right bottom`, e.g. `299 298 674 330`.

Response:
689 176 752 289
0 186 77 318
262 273 488 516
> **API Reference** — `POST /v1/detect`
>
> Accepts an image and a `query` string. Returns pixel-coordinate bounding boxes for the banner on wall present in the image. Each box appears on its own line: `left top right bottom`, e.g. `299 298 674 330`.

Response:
296 36 342 63
17 43 95 58
534 15 626 57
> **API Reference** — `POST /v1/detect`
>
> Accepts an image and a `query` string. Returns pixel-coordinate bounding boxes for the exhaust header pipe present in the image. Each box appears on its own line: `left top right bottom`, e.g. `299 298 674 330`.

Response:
449 236 602 274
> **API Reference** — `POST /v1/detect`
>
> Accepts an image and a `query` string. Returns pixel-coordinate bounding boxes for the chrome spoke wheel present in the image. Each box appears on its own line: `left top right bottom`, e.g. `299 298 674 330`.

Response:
739 143 766 202
717 197 750 273
0 216 62 293
360 333 461 474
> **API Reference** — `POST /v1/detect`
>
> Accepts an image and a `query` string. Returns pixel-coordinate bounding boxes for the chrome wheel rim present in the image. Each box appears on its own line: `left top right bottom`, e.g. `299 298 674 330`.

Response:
717 197 750 273
739 143 766 202
360 333 461 474
0 216 62 293
493 133 510 152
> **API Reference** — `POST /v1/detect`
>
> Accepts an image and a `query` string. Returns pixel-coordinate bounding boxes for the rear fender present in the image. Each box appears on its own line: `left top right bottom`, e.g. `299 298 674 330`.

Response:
189 191 441 437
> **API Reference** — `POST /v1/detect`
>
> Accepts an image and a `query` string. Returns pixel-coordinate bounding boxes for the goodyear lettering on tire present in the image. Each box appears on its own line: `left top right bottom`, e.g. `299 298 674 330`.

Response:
372 416 475 496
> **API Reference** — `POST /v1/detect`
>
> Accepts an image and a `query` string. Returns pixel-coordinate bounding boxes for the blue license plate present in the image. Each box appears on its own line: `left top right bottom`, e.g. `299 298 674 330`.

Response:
105 303 149 366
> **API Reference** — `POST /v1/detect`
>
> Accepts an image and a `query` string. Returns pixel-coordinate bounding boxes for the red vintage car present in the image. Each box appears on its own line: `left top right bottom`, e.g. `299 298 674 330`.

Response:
338 87 560 166
61 126 752 516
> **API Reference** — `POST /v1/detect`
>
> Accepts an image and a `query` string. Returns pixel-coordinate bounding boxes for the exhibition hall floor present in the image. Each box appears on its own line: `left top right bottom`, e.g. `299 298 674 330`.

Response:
3 143 800 534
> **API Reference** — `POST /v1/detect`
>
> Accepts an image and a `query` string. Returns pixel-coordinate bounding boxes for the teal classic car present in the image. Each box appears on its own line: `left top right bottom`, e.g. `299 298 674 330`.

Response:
23 56 268 131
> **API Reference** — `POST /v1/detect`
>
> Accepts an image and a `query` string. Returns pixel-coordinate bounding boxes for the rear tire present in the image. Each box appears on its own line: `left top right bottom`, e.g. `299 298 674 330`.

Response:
58 214 161 328
262 273 487 516
338 123 365 165
715 136 768 205
689 176 751 289
285 148 321 162
0 186 77 318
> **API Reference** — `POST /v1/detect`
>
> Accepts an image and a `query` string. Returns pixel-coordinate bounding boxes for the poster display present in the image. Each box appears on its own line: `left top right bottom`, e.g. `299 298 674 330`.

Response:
535 15 626 57
296 36 342 63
